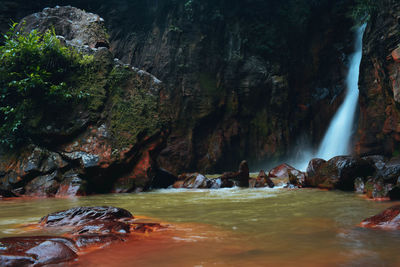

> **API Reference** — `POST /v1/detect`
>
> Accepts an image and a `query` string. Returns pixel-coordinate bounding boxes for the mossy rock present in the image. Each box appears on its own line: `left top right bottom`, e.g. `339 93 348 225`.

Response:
107 65 168 150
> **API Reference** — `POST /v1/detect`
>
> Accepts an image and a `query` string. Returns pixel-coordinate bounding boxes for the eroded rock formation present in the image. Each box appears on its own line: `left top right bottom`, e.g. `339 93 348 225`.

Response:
0 6 175 196
356 0 400 157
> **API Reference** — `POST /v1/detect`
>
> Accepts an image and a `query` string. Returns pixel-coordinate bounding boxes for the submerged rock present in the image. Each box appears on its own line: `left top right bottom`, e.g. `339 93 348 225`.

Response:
361 205 400 230
0 236 77 266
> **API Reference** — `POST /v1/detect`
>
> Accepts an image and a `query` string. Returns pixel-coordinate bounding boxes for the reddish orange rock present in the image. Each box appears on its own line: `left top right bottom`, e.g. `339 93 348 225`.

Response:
360 205 400 229
392 47 400 62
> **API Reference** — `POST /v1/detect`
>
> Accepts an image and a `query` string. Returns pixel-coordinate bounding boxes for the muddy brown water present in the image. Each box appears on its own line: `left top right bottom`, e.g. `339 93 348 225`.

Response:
0 187 399 266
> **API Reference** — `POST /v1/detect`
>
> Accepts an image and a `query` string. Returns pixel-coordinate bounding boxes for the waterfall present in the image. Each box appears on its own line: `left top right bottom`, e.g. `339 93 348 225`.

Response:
316 24 366 160
290 24 366 171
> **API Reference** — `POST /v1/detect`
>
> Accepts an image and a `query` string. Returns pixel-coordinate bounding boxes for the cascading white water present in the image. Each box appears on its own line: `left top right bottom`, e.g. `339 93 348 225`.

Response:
290 24 366 171
315 24 366 160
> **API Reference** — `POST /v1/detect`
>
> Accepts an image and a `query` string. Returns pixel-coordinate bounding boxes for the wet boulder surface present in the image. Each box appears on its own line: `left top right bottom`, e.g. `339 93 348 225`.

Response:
0 206 164 266
305 156 376 190
360 205 400 230
39 206 133 227
172 160 252 189
268 163 305 188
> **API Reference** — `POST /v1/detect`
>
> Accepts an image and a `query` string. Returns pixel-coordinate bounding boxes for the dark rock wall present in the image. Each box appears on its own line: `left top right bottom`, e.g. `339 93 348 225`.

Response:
356 0 400 158
0 0 355 174
102 0 355 173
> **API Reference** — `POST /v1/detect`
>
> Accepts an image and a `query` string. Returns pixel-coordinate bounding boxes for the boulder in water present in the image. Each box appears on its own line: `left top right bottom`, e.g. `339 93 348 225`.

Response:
305 156 375 190
39 206 133 227
269 163 304 187
0 236 77 266
1 206 164 265
39 206 162 249
269 163 294 178
238 160 250 187
181 173 211 189
306 158 326 178
257 170 274 188
360 205 400 230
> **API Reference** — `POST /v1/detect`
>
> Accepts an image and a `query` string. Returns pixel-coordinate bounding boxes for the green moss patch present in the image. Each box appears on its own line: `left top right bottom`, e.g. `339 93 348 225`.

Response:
107 66 166 150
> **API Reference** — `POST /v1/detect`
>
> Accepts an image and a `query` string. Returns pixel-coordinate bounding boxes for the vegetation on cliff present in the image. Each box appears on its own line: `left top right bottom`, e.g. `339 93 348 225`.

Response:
108 66 167 150
350 0 379 23
0 23 93 148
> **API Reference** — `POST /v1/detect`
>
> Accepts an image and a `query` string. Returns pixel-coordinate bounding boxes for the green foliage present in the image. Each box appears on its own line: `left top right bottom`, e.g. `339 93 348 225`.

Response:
350 0 378 24
0 23 93 148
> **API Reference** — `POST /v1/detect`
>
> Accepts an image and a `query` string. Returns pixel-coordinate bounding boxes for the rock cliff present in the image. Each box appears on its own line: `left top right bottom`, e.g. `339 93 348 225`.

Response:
0 6 173 196
0 0 355 176
356 0 400 158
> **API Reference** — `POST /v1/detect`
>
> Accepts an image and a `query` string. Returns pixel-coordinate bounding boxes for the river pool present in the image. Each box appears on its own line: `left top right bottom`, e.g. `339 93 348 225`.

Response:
0 187 399 266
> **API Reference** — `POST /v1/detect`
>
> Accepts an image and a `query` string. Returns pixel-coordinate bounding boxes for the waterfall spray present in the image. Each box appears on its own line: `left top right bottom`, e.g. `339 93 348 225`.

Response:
290 24 367 171
316 24 366 160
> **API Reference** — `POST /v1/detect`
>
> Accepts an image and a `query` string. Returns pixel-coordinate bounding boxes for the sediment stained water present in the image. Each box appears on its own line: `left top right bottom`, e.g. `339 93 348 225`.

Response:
0 188 399 266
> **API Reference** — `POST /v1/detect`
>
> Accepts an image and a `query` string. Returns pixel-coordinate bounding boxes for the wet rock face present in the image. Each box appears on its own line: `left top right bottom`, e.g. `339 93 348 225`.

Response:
269 163 305 187
0 236 78 266
40 206 133 227
306 158 326 178
305 156 375 190
361 205 400 230
253 170 274 188
107 1 354 174
356 0 400 157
